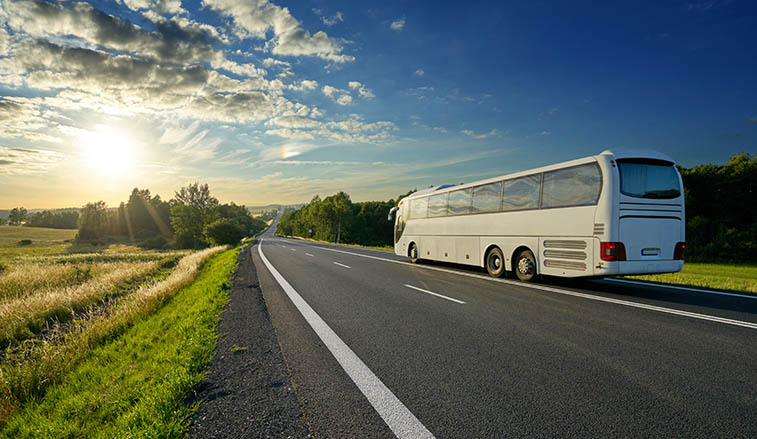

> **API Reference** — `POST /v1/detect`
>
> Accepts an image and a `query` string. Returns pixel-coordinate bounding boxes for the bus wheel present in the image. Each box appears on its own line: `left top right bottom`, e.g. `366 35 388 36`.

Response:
515 249 537 282
486 247 505 277
409 243 419 263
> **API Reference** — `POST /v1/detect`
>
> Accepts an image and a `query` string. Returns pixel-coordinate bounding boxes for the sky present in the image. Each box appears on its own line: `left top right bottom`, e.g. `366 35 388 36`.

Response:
0 0 755 209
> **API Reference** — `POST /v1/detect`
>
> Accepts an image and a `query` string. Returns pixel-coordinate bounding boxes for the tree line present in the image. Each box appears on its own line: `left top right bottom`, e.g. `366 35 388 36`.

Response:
0 207 79 229
276 191 414 247
277 153 755 263
76 183 268 249
681 152 755 262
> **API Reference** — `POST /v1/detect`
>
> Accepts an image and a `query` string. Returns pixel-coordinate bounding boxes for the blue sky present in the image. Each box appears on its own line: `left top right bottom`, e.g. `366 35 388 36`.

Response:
0 0 755 208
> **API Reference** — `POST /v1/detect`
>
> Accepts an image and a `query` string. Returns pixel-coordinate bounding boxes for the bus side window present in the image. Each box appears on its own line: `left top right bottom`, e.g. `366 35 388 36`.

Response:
428 193 449 217
472 182 502 213
448 189 472 216
541 163 602 209
501 175 540 211
409 197 429 219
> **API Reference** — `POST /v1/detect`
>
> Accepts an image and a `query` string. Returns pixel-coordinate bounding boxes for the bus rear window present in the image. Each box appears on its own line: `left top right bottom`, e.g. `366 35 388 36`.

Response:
617 160 681 199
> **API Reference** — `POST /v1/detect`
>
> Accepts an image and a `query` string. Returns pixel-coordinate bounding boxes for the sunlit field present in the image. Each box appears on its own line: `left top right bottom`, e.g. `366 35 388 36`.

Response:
624 263 757 294
0 225 231 434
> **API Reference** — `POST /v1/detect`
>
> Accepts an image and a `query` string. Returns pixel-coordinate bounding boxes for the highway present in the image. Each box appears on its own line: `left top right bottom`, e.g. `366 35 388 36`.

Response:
251 223 757 438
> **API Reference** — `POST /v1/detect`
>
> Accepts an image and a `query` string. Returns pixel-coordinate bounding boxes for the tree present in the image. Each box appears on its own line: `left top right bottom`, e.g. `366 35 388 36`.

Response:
124 188 173 239
24 210 79 229
0 218 7 226
170 182 219 248
205 218 246 246
76 201 111 241
8 207 27 225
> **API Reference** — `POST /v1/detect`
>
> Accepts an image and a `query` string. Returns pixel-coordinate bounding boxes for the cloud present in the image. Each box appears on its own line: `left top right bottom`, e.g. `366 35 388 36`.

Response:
316 10 344 26
539 130 551 136
202 0 354 63
348 81 375 99
414 69 424 76
460 129 501 140
748 116 757 125
322 85 353 105
266 115 321 129
390 18 405 32
0 146 66 174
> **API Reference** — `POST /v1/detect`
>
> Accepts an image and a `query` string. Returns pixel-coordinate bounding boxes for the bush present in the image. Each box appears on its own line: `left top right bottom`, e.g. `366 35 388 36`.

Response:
17 239 32 246
205 218 245 246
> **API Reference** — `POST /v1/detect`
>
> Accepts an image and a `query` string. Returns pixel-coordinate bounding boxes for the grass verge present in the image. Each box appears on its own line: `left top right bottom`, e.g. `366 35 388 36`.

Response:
0 246 227 425
0 247 237 437
623 262 757 294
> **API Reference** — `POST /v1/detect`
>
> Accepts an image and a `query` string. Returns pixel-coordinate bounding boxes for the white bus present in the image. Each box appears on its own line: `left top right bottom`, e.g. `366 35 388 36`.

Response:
388 149 685 281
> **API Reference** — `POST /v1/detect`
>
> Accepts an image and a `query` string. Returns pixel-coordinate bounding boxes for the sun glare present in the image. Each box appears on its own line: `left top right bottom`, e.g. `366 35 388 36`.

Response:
79 125 137 178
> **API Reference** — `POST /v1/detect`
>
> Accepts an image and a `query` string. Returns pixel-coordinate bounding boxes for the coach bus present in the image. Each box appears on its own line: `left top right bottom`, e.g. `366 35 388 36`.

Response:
388 149 685 281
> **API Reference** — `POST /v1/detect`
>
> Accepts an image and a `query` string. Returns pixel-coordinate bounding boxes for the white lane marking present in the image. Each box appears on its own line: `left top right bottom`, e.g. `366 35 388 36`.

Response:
305 253 314 257
290 248 296 251
405 284 466 304
306 245 757 331
257 241 435 439
606 278 757 300
333 262 351 269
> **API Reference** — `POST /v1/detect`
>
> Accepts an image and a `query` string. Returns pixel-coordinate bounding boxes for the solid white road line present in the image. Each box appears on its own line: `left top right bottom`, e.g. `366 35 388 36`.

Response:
605 278 757 300
305 253 314 257
257 241 435 439
306 244 757 331
333 262 351 269
405 284 466 304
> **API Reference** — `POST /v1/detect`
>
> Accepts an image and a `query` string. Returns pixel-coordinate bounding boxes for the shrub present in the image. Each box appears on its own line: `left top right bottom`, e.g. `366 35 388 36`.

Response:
17 240 32 246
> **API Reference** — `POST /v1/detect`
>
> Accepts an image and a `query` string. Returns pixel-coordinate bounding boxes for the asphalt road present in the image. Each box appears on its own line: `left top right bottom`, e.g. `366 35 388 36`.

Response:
251 222 757 438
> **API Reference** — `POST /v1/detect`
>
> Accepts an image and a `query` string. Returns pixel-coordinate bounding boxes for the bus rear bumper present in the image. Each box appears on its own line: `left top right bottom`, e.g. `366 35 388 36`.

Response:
602 260 683 276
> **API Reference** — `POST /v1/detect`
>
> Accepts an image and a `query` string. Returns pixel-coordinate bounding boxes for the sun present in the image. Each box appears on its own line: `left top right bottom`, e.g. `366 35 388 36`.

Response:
79 124 137 177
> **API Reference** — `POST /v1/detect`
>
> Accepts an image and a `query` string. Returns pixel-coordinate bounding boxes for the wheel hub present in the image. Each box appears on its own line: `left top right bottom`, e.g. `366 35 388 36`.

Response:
518 257 533 274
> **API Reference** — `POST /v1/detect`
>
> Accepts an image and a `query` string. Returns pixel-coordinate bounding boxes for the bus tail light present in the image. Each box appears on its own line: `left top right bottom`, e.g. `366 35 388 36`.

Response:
674 242 685 260
600 242 626 261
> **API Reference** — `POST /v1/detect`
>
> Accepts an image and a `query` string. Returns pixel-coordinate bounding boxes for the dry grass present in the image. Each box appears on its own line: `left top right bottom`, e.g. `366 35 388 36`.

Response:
0 261 160 345
0 246 226 424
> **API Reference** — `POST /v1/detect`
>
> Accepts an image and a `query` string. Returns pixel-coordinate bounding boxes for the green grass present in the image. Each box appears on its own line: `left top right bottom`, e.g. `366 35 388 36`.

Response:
0 226 77 258
0 248 238 438
623 262 757 294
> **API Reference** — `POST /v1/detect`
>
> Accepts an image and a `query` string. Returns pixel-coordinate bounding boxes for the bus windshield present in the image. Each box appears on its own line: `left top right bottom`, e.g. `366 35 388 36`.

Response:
617 159 681 199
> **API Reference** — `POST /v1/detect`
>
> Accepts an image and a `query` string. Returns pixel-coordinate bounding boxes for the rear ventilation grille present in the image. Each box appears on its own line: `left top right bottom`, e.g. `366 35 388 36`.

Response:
544 250 586 260
593 223 605 235
543 240 587 249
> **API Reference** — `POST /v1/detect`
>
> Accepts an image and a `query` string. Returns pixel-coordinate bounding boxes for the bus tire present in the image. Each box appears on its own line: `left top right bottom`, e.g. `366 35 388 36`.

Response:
409 243 419 264
515 249 537 282
485 247 505 277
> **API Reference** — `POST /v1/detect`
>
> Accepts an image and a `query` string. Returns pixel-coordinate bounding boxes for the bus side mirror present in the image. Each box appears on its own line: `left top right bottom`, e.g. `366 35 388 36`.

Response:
388 206 398 221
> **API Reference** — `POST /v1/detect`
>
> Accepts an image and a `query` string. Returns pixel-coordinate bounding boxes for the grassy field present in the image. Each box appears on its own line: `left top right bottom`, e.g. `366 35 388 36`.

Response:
0 225 77 258
0 225 232 435
624 262 757 294
0 248 237 437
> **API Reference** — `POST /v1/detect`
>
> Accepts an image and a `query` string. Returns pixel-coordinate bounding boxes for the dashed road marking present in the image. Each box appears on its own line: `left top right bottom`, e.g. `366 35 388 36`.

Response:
333 262 351 269
405 284 466 304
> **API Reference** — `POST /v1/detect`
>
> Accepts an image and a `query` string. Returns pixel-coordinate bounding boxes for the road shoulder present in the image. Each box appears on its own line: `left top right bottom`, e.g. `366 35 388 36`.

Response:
187 243 309 438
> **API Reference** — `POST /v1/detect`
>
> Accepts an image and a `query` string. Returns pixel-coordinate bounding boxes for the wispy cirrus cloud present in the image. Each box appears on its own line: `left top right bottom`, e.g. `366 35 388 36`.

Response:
460 129 501 140
0 146 66 175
